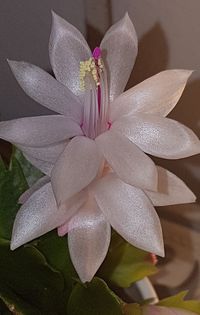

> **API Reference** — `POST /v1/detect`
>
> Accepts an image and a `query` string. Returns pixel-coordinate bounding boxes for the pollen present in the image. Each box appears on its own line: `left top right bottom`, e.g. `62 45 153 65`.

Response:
79 47 103 91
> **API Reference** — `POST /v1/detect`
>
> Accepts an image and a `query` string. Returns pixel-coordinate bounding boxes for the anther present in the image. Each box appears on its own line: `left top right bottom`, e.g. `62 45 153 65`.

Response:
79 47 103 90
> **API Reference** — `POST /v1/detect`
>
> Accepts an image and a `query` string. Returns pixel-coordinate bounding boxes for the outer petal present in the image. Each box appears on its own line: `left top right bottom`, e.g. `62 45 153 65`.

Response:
0 115 83 147
93 174 164 256
11 183 86 250
8 60 83 123
18 141 68 163
19 176 50 204
51 136 102 205
95 130 158 191
23 153 53 176
145 166 196 206
110 70 192 121
68 199 111 282
112 113 200 159
143 305 197 315
49 12 91 97
100 13 138 102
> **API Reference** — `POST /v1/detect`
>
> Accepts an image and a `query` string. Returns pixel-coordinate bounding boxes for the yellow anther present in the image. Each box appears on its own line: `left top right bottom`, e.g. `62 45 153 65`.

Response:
79 56 104 90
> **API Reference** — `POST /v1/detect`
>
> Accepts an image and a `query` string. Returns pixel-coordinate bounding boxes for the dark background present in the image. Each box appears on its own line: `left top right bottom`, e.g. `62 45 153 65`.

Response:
0 0 86 120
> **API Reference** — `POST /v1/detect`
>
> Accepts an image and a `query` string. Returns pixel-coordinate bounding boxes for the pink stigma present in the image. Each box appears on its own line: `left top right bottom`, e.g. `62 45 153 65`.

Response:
92 47 102 60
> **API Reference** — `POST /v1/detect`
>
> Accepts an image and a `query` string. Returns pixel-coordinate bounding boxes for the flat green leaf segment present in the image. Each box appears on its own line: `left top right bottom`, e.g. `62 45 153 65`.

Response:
158 291 200 314
0 283 39 315
31 231 78 294
0 234 124 315
98 231 157 287
0 238 68 315
0 155 28 239
67 277 122 315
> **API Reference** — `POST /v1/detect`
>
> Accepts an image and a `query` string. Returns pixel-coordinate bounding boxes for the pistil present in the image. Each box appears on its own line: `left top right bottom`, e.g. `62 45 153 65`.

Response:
80 47 109 139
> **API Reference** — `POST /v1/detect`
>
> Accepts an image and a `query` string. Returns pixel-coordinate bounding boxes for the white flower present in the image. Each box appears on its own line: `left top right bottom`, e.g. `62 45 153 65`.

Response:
0 12 199 282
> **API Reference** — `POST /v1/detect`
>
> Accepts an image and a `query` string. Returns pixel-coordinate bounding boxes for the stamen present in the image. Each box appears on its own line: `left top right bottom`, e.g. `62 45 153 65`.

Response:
80 47 109 139
79 47 103 91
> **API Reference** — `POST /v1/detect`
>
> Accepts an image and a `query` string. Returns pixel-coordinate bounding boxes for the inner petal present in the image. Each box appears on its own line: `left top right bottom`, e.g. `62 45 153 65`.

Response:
79 47 109 139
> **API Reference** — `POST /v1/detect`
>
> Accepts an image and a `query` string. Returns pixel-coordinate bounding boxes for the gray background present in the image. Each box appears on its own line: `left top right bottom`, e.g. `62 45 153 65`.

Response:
0 0 200 297
0 0 86 120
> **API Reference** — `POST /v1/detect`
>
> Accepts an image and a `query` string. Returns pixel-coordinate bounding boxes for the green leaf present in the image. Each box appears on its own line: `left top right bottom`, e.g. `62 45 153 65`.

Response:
14 148 43 186
0 155 28 239
158 291 200 314
98 232 157 288
0 239 68 315
0 284 40 315
123 303 142 315
67 277 123 315
32 231 78 289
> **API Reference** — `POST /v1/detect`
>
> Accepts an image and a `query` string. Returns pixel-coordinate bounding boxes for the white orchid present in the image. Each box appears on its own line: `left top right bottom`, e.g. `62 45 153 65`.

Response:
0 12 199 282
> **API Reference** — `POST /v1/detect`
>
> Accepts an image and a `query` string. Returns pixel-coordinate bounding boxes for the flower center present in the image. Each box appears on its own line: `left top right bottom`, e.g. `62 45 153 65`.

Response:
79 47 109 139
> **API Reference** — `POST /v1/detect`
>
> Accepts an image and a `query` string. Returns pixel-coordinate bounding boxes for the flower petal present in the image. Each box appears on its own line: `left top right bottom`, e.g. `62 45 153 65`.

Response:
145 166 196 206
0 115 83 147
68 198 111 282
100 13 138 102
49 11 91 97
8 60 83 122
51 136 102 205
93 173 164 256
11 182 86 250
143 305 197 315
112 113 200 159
95 130 158 191
111 70 193 121
18 141 68 163
23 153 53 176
19 176 50 204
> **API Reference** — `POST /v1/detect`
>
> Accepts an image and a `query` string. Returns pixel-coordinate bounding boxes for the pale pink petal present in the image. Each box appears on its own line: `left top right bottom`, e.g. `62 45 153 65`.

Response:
0 115 83 147
11 183 86 250
8 60 83 123
100 13 138 102
19 175 50 204
57 221 71 237
144 305 197 315
51 136 102 205
110 70 192 121
145 167 196 206
95 130 158 191
49 11 91 97
58 207 89 237
23 153 53 176
68 198 111 282
18 141 68 163
112 113 200 159
93 173 164 256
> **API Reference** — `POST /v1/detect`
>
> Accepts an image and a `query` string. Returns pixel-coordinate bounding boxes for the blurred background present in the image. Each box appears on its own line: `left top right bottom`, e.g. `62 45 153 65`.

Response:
0 0 200 298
